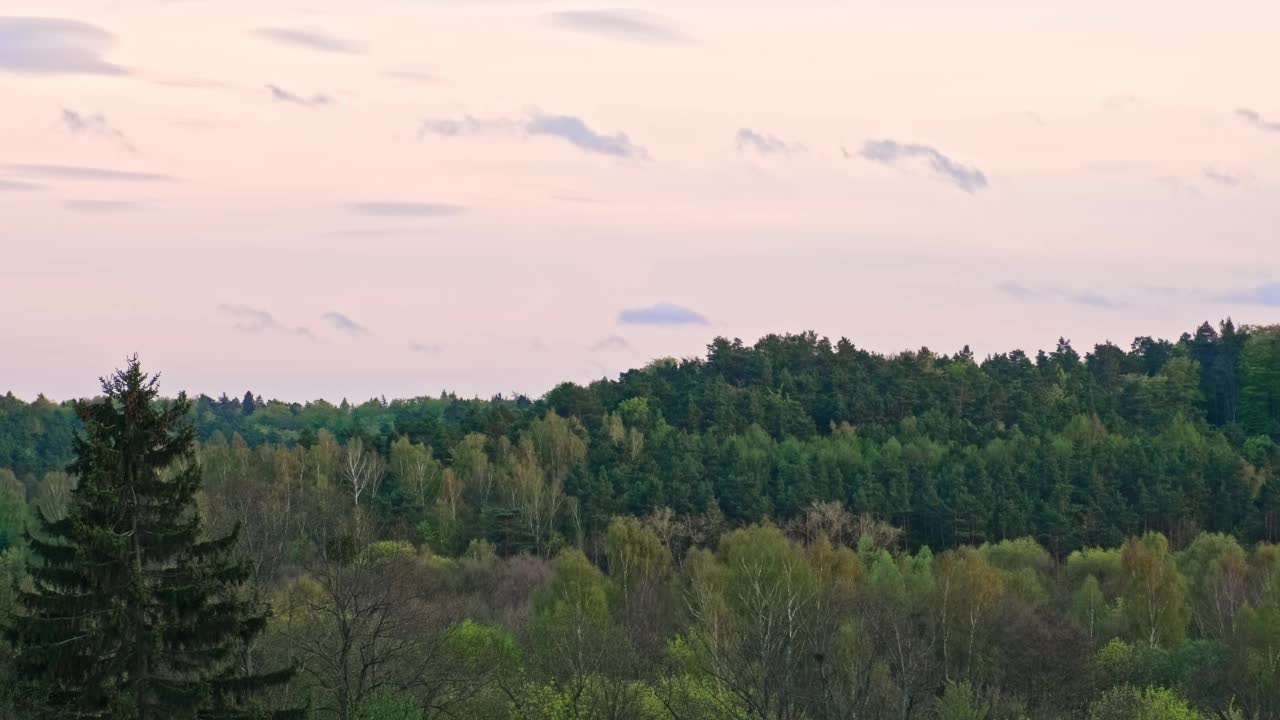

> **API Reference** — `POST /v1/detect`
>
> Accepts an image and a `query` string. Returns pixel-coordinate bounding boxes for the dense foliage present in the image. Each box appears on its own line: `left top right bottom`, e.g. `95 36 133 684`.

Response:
0 322 1278 718
4 321 1279 552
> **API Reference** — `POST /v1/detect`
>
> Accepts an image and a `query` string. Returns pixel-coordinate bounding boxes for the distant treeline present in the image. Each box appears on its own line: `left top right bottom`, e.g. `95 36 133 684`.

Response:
2 320 1279 554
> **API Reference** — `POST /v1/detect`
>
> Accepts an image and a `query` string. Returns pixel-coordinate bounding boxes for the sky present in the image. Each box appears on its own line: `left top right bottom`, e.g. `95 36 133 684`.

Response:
2 0 1279 402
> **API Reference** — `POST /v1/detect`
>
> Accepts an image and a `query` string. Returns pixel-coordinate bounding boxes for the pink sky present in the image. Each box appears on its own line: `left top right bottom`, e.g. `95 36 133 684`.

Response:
2 1 1278 401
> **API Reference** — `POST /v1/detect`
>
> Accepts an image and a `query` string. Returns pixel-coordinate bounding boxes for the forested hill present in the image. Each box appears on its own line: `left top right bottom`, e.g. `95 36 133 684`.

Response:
3 320 1280 553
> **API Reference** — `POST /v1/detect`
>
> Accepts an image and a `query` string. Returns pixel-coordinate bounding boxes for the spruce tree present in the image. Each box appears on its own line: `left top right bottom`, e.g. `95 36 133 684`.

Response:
8 357 299 719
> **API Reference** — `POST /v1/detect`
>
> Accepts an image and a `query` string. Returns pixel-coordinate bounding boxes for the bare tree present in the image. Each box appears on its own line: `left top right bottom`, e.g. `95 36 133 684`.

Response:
343 438 386 508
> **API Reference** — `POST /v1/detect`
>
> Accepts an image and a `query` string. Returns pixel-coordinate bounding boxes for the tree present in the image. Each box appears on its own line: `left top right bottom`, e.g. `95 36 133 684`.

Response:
1240 326 1280 438
271 531 476 720
1086 685 1202 720
681 525 818 720
934 680 988 720
343 437 386 508
1119 532 1190 647
0 469 26 553
7 357 297 719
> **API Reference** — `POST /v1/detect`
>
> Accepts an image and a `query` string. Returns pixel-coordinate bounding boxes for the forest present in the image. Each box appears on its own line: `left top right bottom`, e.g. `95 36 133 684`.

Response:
1 320 1279 719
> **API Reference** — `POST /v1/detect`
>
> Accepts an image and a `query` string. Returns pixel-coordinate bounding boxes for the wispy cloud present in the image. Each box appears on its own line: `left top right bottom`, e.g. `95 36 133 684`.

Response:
267 84 331 108
736 128 802 156
998 283 1120 308
64 200 142 213
1065 291 1120 309
219 304 314 338
417 115 514 138
526 112 647 159
0 17 127 76
0 178 43 192
1218 283 1280 307
420 110 647 159
544 10 687 43
591 335 630 351
859 139 988 193
618 302 708 326
1236 107 1280 133
346 202 464 217
1203 168 1243 188
60 109 135 152
409 342 442 354
995 281 1036 300
255 27 359 54
323 312 369 337
2 163 173 182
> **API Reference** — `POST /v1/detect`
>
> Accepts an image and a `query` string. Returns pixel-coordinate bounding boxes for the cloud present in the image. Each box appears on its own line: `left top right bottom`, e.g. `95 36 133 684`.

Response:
346 202 464 217
60 109 135 152
544 10 687 42
526 112 647 159
323 312 369 337
64 200 141 212
2 163 173 182
1218 283 1280 307
266 84 331 108
417 115 513 138
591 335 630 351
218 304 314 338
1236 108 1280 133
0 178 43 192
997 283 1120 308
409 342 442 354
996 282 1036 300
736 128 802 156
0 17 127 75
420 111 648 159
255 27 358 54
618 302 708 326
859 139 989 193
1203 168 1243 188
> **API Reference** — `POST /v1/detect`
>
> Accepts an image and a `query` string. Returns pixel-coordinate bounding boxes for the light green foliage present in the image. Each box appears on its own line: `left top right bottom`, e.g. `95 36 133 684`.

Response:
980 537 1051 606
1072 575 1111 646
1067 548 1123 596
934 680 989 720
1086 685 1202 720
528 549 610 684
1120 533 1190 647
604 515 672 606
1177 533 1248 640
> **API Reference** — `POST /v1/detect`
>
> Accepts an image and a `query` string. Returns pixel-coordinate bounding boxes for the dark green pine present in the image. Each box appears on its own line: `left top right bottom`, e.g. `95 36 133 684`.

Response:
7 357 300 719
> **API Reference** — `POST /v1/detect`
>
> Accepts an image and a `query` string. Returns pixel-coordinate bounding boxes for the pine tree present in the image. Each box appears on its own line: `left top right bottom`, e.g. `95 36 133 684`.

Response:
8 357 299 719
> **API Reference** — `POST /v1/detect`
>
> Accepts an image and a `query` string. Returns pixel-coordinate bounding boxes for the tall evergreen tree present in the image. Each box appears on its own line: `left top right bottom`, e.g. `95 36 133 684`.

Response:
8 357 298 719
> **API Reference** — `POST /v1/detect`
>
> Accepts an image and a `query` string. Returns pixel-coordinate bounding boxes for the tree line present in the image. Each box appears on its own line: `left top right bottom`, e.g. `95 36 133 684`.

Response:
0 321 1279 717
3 321 1280 554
